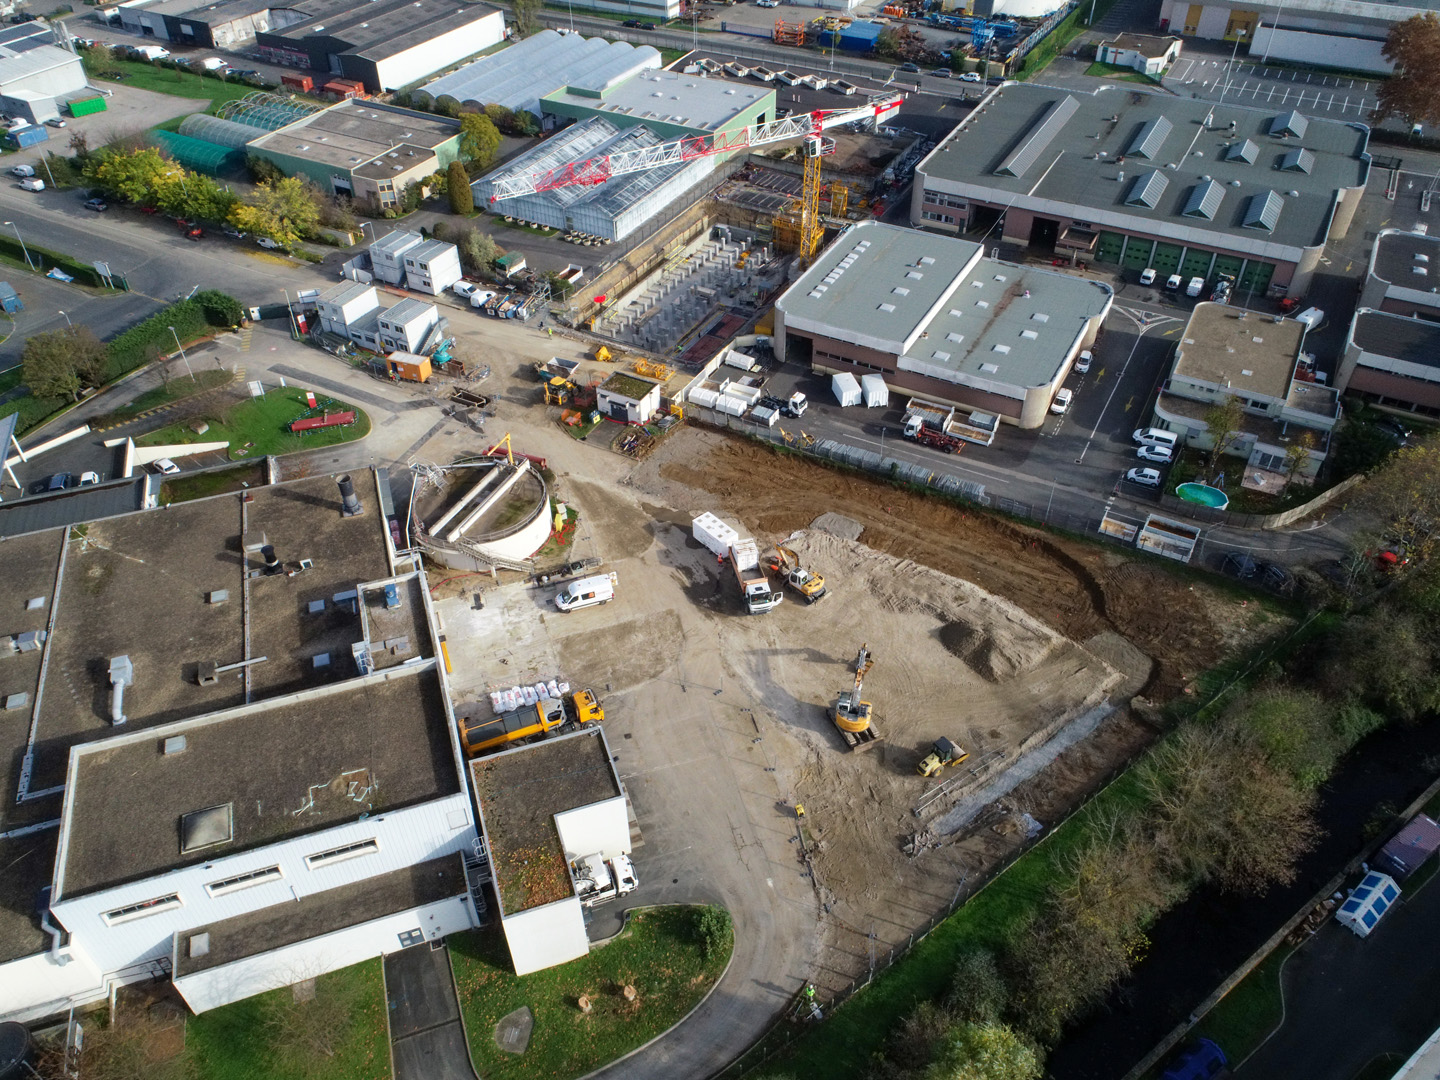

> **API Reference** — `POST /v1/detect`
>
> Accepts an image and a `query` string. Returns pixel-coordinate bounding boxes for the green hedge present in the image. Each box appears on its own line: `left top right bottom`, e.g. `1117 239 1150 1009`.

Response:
106 299 212 379
0 235 106 287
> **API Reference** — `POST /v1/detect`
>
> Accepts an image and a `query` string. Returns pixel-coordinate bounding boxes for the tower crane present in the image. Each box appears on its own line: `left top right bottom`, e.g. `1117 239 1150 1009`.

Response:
486 93 903 260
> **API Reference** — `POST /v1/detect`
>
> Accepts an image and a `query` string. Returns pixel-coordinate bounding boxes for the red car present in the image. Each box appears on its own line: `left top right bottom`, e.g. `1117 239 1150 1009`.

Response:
185 226 203 241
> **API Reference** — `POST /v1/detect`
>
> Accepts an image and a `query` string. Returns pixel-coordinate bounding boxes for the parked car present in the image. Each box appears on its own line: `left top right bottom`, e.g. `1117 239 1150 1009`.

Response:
19 177 44 192
232 69 261 78
45 117 65 128
83 197 108 211
1049 388 1073 415
256 236 284 249
185 225 203 240
44 473 71 492
930 68 952 78
1186 276 1205 297
958 71 981 82
1136 444 1173 464
1124 467 1162 488
900 62 921 73
154 458 181 475
986 75 1006 85
1164 273 1183 291
78 471 100 486
1074 350 1092 374
223 226 247 239
622 18 645 26
10 164 32 178
1374 416 1412 444
452 280 480 299
1139 267 1157 286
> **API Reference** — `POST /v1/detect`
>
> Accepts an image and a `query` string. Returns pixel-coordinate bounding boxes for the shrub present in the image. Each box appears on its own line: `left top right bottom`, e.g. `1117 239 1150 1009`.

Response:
194 289 243 327
695 905 732 961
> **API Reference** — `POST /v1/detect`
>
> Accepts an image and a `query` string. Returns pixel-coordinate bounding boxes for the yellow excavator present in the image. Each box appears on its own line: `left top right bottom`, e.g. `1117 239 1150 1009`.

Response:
831 643 883 752
769 545 827 604
917 737 969 777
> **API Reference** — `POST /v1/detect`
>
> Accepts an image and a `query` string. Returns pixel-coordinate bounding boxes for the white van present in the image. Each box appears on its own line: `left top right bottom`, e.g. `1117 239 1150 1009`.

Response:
1292 307 1324 332
554 572 617 612
1132 427 1179 451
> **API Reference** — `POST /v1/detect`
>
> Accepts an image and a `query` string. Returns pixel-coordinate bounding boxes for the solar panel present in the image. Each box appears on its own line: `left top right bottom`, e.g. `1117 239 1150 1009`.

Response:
1244 190 1284 231
995 95 1079 178
1125 170 1169 208
1182 179 1225 219
1269 110 1308 139
1225 139 1258 164
1126 116 1172 159
1279 147 1315 173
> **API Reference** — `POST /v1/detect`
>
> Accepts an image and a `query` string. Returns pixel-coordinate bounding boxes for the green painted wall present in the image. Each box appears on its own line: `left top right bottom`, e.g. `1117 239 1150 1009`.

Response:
540 88 776 143
247 133 460 196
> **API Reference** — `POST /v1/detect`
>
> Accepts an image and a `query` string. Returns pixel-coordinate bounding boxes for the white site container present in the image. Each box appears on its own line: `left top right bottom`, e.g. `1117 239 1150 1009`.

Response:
723 382 761 406
687 386 719 409
717 395 746 417
832 371 862 407
731 537 760 571
693 512 739 557
861 373 890 408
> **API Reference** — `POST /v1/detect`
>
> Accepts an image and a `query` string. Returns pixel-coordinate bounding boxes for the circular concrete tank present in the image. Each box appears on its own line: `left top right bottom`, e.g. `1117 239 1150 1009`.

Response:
416 462 555 569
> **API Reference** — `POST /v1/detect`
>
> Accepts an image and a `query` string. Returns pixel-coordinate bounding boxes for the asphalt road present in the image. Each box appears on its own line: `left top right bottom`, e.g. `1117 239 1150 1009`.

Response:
1236 873 1440 1080
385 943 477 1080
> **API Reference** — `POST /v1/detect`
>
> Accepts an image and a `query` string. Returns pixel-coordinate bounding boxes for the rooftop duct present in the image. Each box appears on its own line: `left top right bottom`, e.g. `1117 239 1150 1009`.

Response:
261 545 282 576
108 655 133 726
338 474 363 517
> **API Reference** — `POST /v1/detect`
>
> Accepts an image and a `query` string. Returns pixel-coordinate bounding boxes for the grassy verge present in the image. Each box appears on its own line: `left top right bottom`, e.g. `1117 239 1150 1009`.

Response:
92 369 233 426
159 461 268 504
94 60 272 107
1187 944 1295 1066
1084 60 1160 83
136 386 371 459
451 906 731 1080
185 958 390 1080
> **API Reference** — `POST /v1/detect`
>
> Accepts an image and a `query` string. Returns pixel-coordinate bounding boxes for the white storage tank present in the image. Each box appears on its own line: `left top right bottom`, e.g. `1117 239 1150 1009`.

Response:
861 373 889 408
832 371 862 407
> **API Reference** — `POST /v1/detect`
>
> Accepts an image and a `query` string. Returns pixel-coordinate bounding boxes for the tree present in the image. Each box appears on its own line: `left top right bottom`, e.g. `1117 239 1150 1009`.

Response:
512 0 541 35
1362 439 1440 565
1376 13 1440 126
1200 394 1245 482
425 169 450 200
264 976 362 1073
1282 432 1316 492
876 27 902 58
230 176 321 248
83 43 117 78
22 326 107 400
68 130 91 161
484 103 518 134
448 160 474 214
87 146 183 206
946 948 1010 1026
399 180 425 213
246 153 286 185
923 1022 1044 1080
460 112 502 166
157 172 239 223
460 228 498 275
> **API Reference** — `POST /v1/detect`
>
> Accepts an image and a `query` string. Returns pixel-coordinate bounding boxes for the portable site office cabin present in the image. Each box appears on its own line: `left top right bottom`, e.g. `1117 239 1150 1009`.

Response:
1336 871 1401 938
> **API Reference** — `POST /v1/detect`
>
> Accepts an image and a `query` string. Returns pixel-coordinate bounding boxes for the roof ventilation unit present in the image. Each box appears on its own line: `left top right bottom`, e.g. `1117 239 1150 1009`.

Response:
261 545 283 576
338 474 363 517
109 655 133 726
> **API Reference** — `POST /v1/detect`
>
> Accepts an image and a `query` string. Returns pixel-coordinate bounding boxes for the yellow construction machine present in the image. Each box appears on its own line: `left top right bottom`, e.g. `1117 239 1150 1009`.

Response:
769 545 827 604
917 737 969 778
831 643 883 752
460 689 604 757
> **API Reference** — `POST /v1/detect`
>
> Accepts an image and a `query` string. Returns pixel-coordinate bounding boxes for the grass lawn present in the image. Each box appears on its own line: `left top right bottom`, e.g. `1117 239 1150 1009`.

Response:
1084 60 1160 83
451 906 731 1080
135 386 371 459
1188 943 1296 1066
93 369 233 426
96 61 266 107
185 957 390 1080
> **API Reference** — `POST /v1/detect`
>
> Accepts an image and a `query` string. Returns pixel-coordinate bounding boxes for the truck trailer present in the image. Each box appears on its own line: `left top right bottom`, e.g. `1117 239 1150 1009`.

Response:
730 539 783 614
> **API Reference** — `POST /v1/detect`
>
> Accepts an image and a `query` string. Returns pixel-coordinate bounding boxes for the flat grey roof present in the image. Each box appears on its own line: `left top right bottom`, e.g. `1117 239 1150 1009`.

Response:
419 30 660 116
370 229 423 259
353 143 436 179
918 84 1370 255
174 854 465 976
543 69 771 133
0 830 57 964
1352 309 1440 368
31 473 395 792
471 727 620 914
1370 229 1440 290
58 665 457 898
1174 302 1305 400
779 220 984 356
319 279 375 306
0 43 81 83
267 0 499 62
381 297 434 325
406 238 454 263
143 0 270 21
248 101 457 172
0 478 146 540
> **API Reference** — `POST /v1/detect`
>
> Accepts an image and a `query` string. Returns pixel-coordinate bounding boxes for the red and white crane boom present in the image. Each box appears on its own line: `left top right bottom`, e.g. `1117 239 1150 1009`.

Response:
485 92 903 202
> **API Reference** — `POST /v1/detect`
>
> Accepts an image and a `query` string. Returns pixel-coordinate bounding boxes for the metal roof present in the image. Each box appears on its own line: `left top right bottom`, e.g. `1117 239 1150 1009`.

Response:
419 30 660 117
1126 115 1171 159
542 69 769 134
995 94 1078 178
916 84 1370 256
1280 146 1315 173
380 297 435 326
1182 178 1225 219
0 42 80 86
1126 170 1168 208
1270 109 1308 138
1243 189 1284 231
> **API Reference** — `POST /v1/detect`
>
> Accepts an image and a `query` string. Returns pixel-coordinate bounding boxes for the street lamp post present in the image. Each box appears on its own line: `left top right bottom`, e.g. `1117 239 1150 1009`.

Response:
58 310 71 327
4 221 33 271
1217 28 1247 103
168 326 195 381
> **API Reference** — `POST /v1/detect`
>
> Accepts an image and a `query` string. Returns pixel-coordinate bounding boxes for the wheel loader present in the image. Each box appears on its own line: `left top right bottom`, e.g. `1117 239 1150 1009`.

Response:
917 737 969 777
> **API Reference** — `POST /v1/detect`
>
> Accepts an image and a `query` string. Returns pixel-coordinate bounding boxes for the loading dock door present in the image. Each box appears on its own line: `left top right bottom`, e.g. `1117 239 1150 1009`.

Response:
1122 237 1154 270
1180 248 1214 278
1095 231 1125 264
1238 260 1274 295
1151 242 1182 275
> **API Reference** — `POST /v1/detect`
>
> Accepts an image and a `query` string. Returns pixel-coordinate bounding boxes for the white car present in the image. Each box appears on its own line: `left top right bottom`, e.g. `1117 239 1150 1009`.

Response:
256 236 284 250
756 0 778 7
469 289 497 310
1124 467 1162 487
1139 267 1157 286
958 72 982 83
1137 444 1173 464
1049 388 1073 415
1074 350 1092 374
154 458 181 475
452 280 480 299
10 164 33 178
1186 276 1205 297
19 177 44 192
78 471 100 486
1165 273 1183 291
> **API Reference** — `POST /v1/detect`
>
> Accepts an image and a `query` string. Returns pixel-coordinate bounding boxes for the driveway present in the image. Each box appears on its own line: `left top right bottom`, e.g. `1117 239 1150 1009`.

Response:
1237 871 1440 1078
385 943 477 1080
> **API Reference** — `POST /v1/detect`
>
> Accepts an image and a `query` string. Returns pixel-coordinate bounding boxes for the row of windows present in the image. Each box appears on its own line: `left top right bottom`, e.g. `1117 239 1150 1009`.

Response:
923 191 967 210
814 348 890 373
921 211 957 224
101 839 380 924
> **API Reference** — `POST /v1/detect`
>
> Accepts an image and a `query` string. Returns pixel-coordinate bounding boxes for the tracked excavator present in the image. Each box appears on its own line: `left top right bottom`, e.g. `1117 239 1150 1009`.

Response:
831 643 883 752
769 545 827 604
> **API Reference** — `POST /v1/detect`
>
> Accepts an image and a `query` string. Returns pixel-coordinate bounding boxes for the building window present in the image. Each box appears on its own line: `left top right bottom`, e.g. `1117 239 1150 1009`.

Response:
922 211 955 224
305 839 379 869
205 865 282 898
1252 450 1285 471
103 894 182 925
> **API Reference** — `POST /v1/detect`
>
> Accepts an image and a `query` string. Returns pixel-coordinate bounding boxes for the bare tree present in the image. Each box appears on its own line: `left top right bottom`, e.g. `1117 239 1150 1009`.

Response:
1200 394 1245 482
